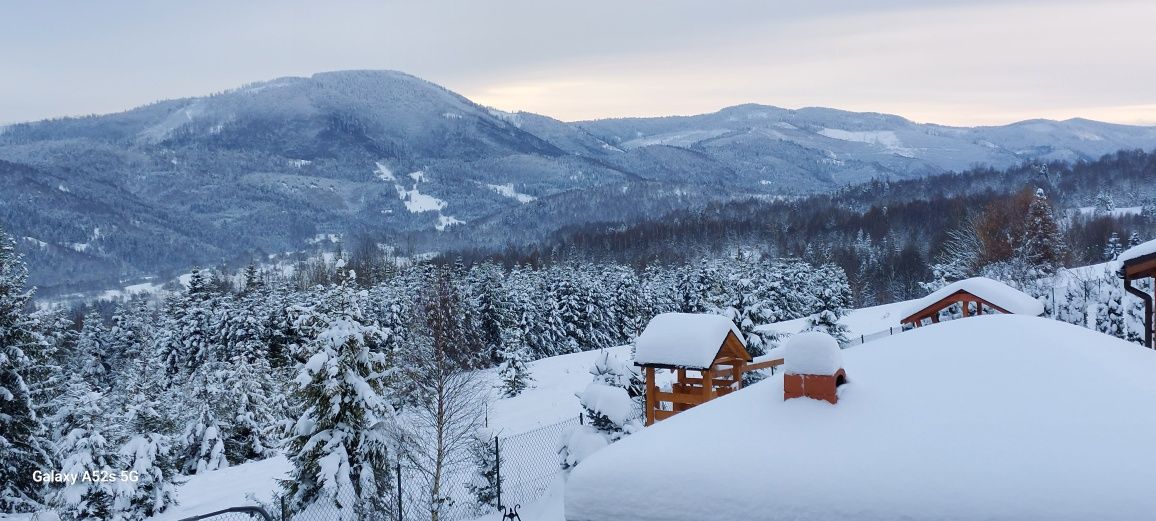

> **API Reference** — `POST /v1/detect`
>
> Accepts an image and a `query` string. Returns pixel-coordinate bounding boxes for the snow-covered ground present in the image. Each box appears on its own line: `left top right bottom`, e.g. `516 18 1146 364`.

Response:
567 315 1156 521
128 345 633 520
756 299 913 341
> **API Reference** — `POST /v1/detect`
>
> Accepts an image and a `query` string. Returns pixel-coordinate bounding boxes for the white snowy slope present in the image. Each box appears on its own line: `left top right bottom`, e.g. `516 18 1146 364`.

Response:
130 345 633 520
566 315 1156 521
756 299 912 339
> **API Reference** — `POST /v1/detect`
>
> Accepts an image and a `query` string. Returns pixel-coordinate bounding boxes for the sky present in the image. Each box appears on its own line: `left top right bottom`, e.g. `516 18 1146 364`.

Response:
2 0 1155 126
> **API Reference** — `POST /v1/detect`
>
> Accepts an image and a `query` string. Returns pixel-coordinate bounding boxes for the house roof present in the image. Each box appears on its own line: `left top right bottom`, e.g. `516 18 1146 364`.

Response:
1120 238 1156 264
902 277 1044 320
567 315 1156 521
634 313 746 369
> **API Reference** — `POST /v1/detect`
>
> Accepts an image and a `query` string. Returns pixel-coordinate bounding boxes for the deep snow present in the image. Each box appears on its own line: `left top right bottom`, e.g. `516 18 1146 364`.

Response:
566 315 1156 521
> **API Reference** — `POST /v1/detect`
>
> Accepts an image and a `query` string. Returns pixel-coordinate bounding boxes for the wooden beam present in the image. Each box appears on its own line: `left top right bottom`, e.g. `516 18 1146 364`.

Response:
653 409 678 421
654 391 709 405
645 366 656 426
746 358 784 371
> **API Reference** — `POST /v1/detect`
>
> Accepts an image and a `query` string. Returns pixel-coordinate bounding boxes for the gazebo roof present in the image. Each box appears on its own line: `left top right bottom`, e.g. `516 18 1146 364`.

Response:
902 277 1044 321
634 313 747 369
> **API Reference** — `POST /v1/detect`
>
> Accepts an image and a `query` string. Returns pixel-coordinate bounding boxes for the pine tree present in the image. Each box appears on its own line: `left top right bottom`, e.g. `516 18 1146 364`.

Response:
179 365 230 474
1058 284 1088 327
804 264 853 347
1020 188 1066 274
75 312 111 383
1096 280 1126 340
561 352 642 470
496 333 533 398
160 268 217 379
48 376 121 520
1104 232 1124 261
1128 231 1143 249
220 294 281 462
465 429 501 515
0 225 55 513
1094 191 1115 215
107 310 182 520
283 270 394 520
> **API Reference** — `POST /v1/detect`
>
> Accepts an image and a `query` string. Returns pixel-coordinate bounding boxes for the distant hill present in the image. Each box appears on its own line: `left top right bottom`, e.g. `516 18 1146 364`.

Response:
2 69 1155 293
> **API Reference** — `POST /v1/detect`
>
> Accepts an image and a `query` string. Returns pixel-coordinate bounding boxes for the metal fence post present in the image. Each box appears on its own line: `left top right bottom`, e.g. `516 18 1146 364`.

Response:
396 458 403 521
494 436 502 510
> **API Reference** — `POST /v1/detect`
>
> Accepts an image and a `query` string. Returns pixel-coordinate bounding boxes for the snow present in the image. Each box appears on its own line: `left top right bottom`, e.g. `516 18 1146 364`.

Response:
903 277 1044 318
1073 205 1142 217
373 162 396 182
782 332 842 375
436 214 464 231
566 315 1156 521
144 456 291 520
757 300 910 342
486 183 537 203
1120 238 1156 264
577 384 635 426
634 313 745 369
396 185 448 213
817 128 917 158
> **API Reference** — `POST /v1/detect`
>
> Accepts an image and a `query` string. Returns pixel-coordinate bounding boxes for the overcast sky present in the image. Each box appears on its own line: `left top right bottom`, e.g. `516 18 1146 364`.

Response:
2 0 1155 126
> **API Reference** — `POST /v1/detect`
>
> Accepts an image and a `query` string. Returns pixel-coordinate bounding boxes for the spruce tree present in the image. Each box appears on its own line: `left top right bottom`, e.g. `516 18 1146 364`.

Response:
1104 232 1124 261
283 270 394 520
1096 279 1126 340
49 376 121 520
0 225 55 513
465 429 501 514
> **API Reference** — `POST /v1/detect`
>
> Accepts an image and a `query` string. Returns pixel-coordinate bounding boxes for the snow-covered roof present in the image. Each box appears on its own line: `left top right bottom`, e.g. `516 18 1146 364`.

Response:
1120 238 1156 264
634 313 745 369
783 332 842 375
903 277 1044 319
567 315 1156 521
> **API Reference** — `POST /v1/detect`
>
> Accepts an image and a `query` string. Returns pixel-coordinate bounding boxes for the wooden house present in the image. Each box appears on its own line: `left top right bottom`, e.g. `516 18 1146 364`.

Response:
901 277 1044 328
634 313 781 425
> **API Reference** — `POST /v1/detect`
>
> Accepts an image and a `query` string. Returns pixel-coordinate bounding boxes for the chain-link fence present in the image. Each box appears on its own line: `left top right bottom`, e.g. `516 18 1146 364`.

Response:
260 414 581 521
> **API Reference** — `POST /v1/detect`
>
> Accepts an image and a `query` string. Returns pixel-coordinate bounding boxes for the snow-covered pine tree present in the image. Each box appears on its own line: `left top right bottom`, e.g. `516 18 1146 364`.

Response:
283 270 394 520
1020 188 1066 274
465 428 501 515
48 376 122 520
112 347 181 520
1104 232 1124 261
608 266 648 343
804 264 853 347
160 268 217 379
75 312 111 383
463 261 507 366
1096 279 1126 340
0 225 55 513
559 350 644 470
1058 284 1088 327
179 365 230 474
496 330 533 398
1128 231 1143 249
219 293 281 463
1094 191 1115 215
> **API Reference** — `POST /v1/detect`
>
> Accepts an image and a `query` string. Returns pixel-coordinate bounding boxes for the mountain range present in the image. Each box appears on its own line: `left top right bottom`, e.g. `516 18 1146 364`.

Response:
2 69 1155 294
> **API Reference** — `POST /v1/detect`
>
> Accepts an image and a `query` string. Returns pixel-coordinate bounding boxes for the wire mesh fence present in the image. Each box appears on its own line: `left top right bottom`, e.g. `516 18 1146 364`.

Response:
179 506 275 521
267 414 581 521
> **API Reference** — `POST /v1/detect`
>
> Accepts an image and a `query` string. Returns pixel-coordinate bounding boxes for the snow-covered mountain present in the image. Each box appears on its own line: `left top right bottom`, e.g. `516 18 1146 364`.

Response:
2 70 1155 292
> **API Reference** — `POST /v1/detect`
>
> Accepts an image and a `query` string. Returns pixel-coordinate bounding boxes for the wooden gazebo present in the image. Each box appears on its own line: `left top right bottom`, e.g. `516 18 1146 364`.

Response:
634 313 782 425
901 277 1045 328
1121 240 1156 348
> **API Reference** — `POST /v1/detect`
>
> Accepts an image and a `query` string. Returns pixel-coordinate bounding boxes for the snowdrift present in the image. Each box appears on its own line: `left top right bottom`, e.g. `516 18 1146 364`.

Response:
566 315 1156 521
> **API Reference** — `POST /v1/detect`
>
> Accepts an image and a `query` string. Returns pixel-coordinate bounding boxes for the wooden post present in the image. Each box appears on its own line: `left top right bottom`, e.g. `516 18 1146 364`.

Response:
645 366 656 426
732 362 742 389
702 368 715 400
961 298 971 317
